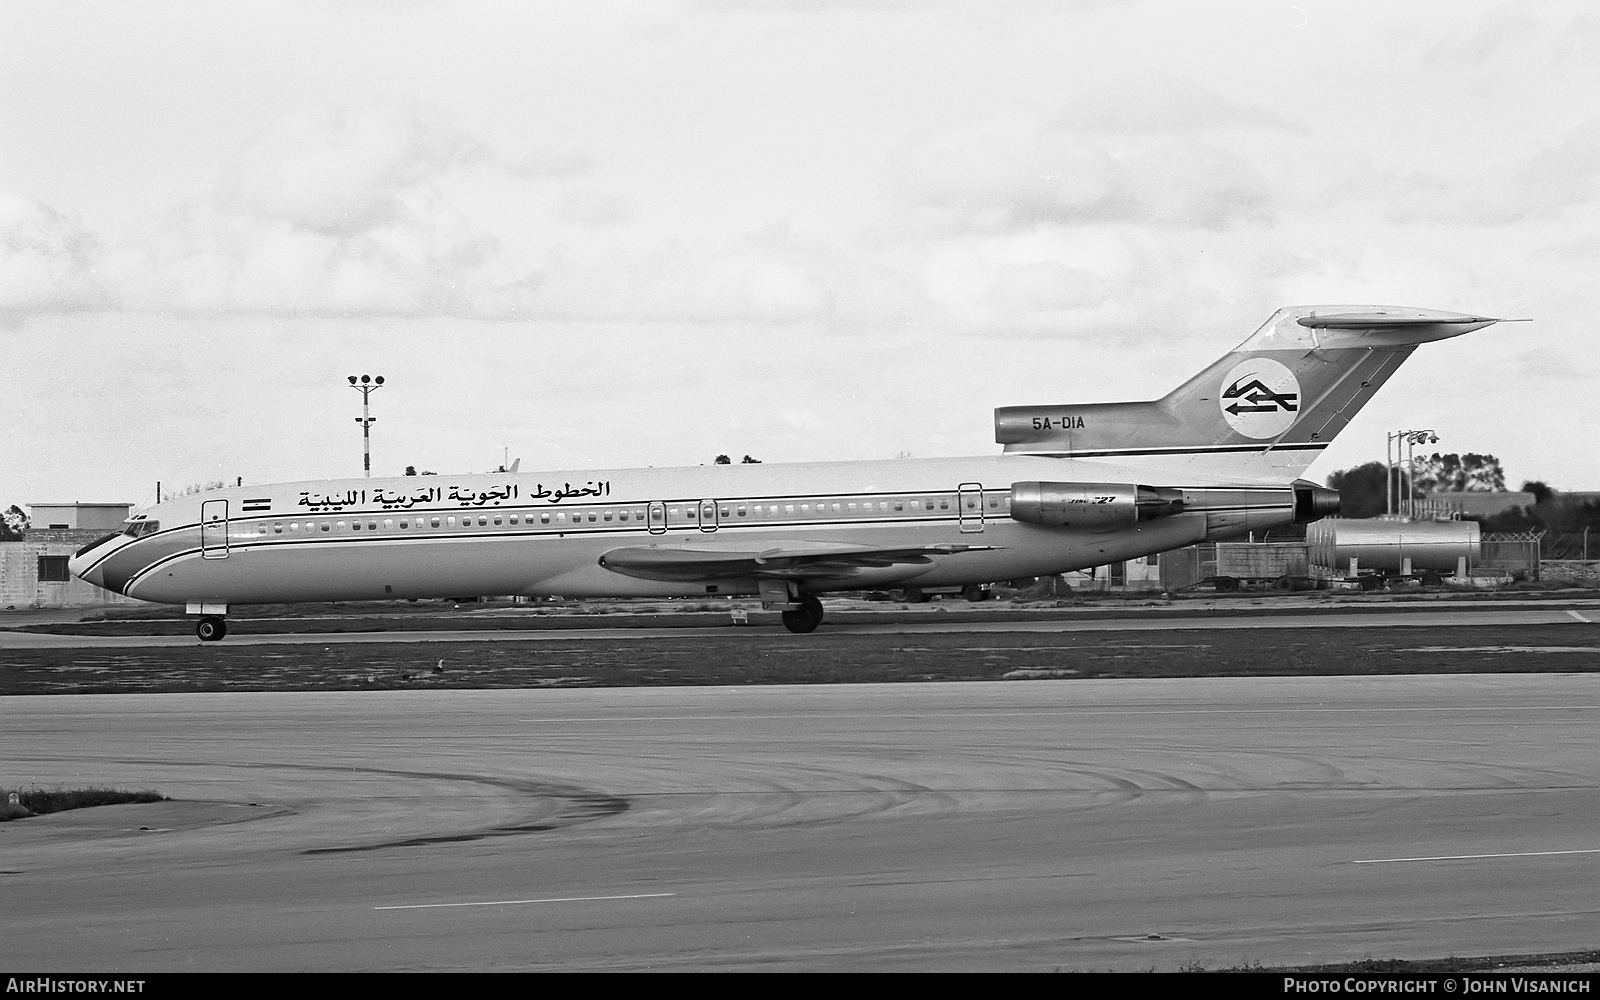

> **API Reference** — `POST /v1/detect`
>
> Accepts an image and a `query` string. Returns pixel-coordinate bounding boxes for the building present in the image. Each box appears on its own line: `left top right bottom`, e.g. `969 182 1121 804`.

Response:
27 502 135 531
0 503 139 610
1413 491 1536 520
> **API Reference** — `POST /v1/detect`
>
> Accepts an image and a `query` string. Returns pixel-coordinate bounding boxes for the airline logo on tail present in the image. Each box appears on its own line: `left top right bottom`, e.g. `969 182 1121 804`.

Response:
1220 358 1300 438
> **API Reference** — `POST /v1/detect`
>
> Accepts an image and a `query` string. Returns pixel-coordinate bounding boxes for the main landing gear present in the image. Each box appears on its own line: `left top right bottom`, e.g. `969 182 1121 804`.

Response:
196 616 227 642
781 595 824 634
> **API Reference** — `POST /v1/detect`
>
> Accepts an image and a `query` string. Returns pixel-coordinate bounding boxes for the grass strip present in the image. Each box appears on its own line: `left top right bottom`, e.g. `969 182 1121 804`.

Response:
0 786 167 821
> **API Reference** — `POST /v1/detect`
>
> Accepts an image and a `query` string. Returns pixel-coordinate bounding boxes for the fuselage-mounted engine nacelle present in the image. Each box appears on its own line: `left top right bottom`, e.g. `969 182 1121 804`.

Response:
1293 482 1341 523
1009 482 1185 530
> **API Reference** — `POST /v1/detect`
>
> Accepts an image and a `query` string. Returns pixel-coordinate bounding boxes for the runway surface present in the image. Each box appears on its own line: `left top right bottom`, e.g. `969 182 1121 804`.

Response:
1 603 1594 648
5 675 1599 971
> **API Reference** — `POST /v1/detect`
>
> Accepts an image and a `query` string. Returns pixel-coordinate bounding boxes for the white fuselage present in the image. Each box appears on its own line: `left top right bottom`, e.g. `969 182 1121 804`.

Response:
69 452 1298 607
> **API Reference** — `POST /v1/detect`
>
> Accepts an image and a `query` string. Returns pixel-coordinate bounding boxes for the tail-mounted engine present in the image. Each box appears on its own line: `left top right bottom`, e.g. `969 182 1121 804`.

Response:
1009 482 1185 530
1293 481 1340 523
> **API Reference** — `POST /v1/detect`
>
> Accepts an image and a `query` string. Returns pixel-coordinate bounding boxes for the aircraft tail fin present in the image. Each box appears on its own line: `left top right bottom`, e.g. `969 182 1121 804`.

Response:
995 306 1508 481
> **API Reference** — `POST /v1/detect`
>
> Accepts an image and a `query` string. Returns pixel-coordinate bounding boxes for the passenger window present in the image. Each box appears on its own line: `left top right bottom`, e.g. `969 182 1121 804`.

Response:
321 522 331 532
588 513 597 522
541 513 551 524
351 522 361 530
618 511 628 521
939 500 948 510
478 516 487 526
604 511 613 521
431 517 442 528
926 500 935 510
737 506 746 517
400 520 409 529
894 501 903 512
273 523 283 534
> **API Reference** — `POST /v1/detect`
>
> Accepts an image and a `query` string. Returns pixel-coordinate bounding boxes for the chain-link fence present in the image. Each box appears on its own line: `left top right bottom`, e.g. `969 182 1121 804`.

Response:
1540 531 1596 560
1480 532 1542 580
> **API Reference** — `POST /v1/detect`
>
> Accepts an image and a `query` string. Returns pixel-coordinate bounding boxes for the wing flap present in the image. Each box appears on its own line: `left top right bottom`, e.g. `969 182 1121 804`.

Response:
598 540 997 583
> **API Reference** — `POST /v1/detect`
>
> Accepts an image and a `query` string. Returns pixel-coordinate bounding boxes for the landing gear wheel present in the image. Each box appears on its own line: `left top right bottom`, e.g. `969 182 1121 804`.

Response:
781 595 824 634
196 616 227 642
962 584 989 603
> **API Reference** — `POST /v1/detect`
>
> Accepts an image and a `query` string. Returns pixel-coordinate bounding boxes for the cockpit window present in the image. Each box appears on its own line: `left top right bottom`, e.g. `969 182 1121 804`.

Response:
122 519 161 537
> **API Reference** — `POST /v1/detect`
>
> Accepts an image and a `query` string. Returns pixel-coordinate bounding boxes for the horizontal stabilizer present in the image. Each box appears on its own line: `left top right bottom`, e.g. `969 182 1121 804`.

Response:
1296 311 1507 329
996 304 1513 480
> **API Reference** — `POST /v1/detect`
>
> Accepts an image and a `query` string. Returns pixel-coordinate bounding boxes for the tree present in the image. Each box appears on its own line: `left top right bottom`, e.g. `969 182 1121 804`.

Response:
1 504 28 540
1324 462 1396 519
714 455 731 465
1521 480 1554 505
162 480 226 501
1412 453 1506 493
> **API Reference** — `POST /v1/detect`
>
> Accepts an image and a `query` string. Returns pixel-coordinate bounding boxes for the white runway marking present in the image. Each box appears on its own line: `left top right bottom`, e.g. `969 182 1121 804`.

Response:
374 892 675 911
1401 646 1600 653
1569 610 1592 623
1352 848 1600 865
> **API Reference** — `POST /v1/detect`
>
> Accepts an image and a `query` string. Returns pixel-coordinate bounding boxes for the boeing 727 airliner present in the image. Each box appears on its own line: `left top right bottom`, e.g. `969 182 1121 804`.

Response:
70 305 1504 639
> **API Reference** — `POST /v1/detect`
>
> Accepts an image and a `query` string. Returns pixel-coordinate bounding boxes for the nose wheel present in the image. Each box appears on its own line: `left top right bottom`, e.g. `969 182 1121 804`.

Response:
196 616 228 642
780 595 824 634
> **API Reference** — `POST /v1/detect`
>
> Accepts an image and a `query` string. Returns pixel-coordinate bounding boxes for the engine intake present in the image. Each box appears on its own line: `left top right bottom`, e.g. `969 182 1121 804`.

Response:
1293 483 1340 523
1010 482 1184 530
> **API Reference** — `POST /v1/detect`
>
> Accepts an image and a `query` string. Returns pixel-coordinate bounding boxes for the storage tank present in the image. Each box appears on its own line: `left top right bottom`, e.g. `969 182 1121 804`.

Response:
1306 518 1480 573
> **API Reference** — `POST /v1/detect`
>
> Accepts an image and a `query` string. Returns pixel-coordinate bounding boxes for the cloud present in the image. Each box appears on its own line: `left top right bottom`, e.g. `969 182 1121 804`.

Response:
890 81 1282 234
106 103 548 318
1389 118 1600 224
215 104 483 236
0 193 115 322
981 259 1104 312
549 189 634 227
1048 75 1302 135
505 147 595 179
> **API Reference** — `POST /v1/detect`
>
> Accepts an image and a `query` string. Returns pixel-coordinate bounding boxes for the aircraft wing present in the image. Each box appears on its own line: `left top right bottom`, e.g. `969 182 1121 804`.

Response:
597 540 998 583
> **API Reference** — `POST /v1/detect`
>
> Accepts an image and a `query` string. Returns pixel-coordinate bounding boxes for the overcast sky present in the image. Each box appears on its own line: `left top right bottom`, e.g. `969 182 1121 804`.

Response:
5 0 1598 508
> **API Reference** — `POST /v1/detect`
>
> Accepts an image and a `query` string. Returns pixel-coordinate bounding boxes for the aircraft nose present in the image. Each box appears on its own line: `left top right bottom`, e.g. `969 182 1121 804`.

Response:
68 532 122 586
67 551 100 586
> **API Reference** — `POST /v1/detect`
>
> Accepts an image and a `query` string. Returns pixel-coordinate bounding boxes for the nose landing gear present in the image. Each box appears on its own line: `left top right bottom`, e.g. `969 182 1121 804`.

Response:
196 616 227 642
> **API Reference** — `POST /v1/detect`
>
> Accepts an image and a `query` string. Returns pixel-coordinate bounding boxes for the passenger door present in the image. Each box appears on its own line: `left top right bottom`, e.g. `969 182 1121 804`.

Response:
200 499 229 559
958 482 985 533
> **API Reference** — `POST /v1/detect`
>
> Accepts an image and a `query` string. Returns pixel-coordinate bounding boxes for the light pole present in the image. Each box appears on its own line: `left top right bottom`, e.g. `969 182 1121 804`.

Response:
348 374 384 477
1387 428 1438 517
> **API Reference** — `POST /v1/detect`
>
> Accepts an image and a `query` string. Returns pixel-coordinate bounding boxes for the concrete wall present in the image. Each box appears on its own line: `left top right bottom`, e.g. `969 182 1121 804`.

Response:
0 530 139 609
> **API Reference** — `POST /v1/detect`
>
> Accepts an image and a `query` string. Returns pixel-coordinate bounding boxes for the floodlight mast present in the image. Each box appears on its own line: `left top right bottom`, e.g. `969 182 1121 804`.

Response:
1386 428 1438 517
348 374 385 477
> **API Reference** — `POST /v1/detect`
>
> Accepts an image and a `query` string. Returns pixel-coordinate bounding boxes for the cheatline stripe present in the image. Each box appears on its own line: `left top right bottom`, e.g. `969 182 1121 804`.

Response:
374 892 675 910
1352 848 1600 864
